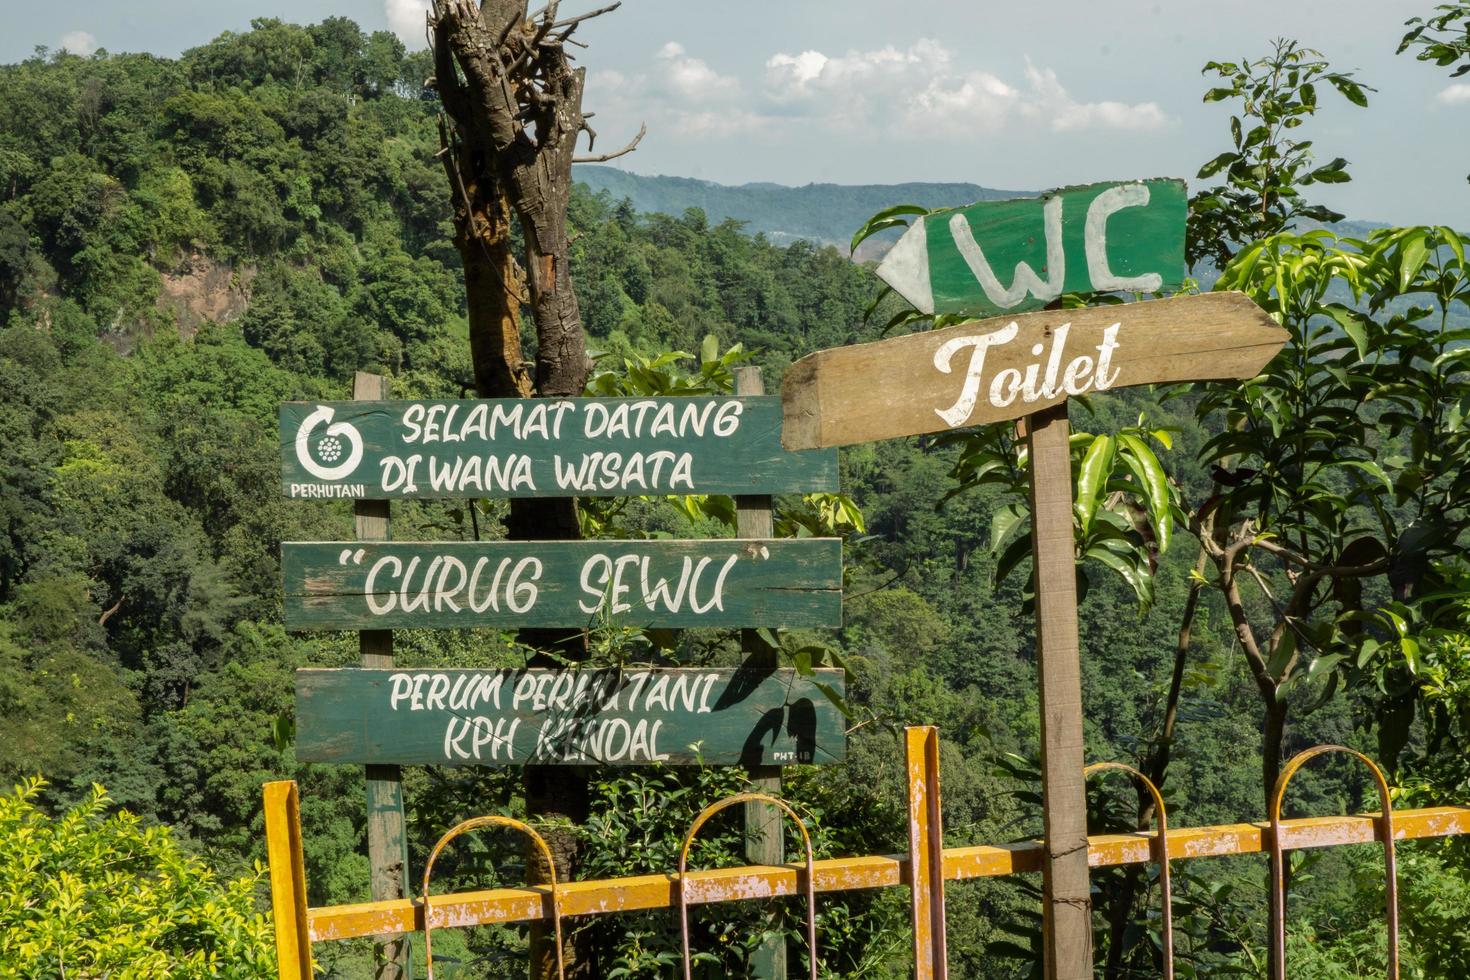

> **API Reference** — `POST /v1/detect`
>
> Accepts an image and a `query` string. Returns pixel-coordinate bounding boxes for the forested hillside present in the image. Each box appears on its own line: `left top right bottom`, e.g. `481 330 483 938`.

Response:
2 15 1468 980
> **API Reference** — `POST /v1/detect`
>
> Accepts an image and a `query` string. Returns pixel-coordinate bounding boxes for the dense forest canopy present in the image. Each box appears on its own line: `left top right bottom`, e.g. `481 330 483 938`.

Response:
1 11 1469 979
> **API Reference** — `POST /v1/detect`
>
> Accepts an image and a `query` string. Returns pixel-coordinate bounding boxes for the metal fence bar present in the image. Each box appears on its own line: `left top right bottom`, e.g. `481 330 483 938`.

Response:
420 815 566 980
263 780 313 980
291 803 1470 942
677 792 818 980
1268 745 1400 980
1084 762 1173 980
907 726 948 979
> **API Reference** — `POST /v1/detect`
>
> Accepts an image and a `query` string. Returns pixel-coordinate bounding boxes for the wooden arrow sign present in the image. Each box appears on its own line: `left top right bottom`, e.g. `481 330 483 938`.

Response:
781 292 1287 450
877 178 1187 318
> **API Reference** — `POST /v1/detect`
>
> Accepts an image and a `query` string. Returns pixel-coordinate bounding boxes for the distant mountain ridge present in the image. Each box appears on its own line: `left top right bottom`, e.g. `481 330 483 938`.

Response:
573 165 1389 259
574 165 1030 253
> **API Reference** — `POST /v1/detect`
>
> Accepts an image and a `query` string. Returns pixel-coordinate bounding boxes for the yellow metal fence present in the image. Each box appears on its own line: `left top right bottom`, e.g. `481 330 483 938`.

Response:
264 727 1470 978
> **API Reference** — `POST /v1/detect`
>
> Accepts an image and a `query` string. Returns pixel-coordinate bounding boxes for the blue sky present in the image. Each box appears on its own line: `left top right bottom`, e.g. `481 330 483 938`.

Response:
5 0 1467 226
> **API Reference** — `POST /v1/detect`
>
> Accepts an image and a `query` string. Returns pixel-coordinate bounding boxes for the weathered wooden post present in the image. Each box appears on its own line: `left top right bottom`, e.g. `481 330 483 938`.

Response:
735 367 787 978
781 180 1286 978
1021 401 1091 977
352 372 411 979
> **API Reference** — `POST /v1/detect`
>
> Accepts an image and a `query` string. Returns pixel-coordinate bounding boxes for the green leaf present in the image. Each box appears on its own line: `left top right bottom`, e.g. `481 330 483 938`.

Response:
1327 76 1370 107
1073 434 1114 532
990 501 1028 553
850 204 930 253
813 682 853 719
1197 151 1240 178
1081 546 1154 610
1337 459 1393 495
1266 629 1297 680
1401 636 1421 675
1324 304 1369 359
1398 231 1430 292
994 531 1034 587
1117 432 1172 555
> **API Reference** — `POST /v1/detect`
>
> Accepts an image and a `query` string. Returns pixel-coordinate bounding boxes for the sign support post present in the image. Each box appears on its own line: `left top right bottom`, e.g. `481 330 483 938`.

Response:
353 371 411 980
1022 404 1092 978
780 179 1287 977
736 366 786 979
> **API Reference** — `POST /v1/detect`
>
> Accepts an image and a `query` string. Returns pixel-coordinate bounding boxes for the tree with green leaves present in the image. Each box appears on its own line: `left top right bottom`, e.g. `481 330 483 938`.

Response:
1187 38 1370 269
0 777 274 978
1401 3 1470 182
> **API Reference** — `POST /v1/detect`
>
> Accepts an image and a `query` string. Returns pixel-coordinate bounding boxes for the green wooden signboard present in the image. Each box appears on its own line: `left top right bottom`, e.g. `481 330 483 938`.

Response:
876 178 1187 317
282 538 842 630
280 395 838 500
295 667 847 767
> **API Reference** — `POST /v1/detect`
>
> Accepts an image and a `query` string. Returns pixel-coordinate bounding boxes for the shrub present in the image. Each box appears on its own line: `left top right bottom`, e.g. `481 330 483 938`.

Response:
0 776 274 978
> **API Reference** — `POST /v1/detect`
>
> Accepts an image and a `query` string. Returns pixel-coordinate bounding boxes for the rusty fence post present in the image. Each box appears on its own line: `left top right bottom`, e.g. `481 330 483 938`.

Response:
421 815 567 980
1269 745 1399 980
1084 762 1174 980
677 792 819 980
907 726 948 979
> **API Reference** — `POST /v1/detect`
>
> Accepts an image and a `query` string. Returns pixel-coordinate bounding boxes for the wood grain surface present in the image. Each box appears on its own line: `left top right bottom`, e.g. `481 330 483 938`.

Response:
281 395 837 499
283 538 842 630
295 667 846 767
782 292 1287 449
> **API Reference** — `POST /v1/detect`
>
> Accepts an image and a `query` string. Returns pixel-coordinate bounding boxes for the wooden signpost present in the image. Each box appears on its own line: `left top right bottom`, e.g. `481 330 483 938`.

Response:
877 178 1186 317
296 667 846 767
280 395 837 499
783 180 1287 980
282 538 841 630
280 384 845 980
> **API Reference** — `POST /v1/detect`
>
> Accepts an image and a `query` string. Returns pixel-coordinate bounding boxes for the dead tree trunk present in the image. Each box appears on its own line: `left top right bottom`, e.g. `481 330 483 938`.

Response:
428 3 642 976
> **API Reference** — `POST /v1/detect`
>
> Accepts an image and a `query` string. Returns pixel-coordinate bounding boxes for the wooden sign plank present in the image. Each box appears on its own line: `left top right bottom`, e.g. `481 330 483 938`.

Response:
280 395 837 500
781 292 1287 449
877 179 1186 317
282 539 842 630
295 667 847 767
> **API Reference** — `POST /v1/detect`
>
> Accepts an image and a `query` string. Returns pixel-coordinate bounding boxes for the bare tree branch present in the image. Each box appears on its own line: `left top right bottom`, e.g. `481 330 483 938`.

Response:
573 120 645 162
551 2 620 32
1251 536 1312 567
98 595 124 626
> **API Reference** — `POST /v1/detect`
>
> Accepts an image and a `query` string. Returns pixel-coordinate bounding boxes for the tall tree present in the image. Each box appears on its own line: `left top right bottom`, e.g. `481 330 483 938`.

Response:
427 3 642 976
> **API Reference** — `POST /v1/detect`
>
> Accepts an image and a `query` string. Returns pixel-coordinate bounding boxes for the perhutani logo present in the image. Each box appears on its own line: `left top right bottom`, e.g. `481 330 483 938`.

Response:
295 405 364 481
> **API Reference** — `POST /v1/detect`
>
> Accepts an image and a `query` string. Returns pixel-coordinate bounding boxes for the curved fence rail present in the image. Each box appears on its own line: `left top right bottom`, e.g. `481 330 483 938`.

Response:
677 792 819 980
1268 744 1400 980
262 730 1470 979
1085 762 1173 980
421 815 566 980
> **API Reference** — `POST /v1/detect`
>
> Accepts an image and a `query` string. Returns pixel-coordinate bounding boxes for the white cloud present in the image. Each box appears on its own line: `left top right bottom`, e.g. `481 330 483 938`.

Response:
765 40 967 128
654 41 741 102
1020 61 1169 132
584 38 1171 153
758 40 1168 137
1437 83 1470 105
385 0 431 49
59 31 98 56
590 41 756 140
